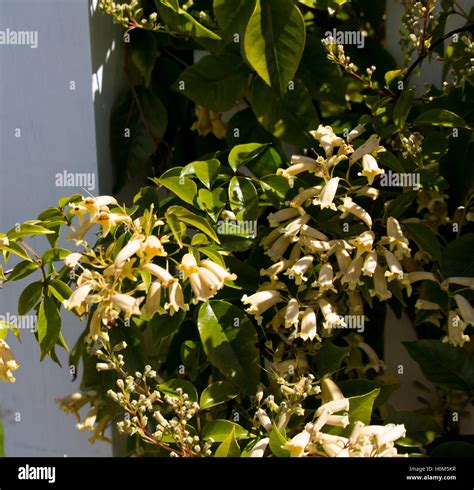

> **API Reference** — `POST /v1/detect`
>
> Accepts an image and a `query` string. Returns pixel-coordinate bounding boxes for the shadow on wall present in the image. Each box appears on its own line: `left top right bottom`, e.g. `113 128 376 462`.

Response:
89 0 127 197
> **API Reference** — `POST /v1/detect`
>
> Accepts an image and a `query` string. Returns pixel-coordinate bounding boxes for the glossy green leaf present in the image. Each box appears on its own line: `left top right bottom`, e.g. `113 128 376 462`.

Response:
7 222 54 240
228 143 268 172
193 159 221 189
269 422 289 457
7 261 39 282
228 177 259 224
174 53 250 112
38 296 62 360
215 427 241 457
214 0 256 42
393 88 414 129
403 222 442 262
386 191 417 219
198 301 260 393
166 205 220 243
404 340 474 394
440 233 474 278
200 381 241 409
157 0 221 39
42 248 72 263
250 77 318 146
48 280 73 303
244 0 305 95
414 109 469 128
317 341 349 377
155 168 198 206
18 281 43 315
202 419 249 442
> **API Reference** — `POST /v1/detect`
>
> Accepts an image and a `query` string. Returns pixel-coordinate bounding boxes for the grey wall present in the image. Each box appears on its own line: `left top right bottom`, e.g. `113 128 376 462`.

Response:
0 0 110 456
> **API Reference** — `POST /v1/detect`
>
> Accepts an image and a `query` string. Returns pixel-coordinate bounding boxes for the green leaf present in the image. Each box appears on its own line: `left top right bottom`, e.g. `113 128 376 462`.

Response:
155 169 198 206
202 419 249 442
18 281 43 315
403 223 442 262
149 309 186 341
269 422 289 457
37 296 62 360
129 30 158 87
244 0 305 95
159 378 198 403
414 109 470 128
440 233 474 278
7 261 39 282
215 427 241 457
317 341 349 377
48 280 73 302
111 88 168 192
228 143 268 172
166 205 220 243
200 381 241 409
214 0 256 42
155 0 221 39
386 191 417 219
431 442 474 457
174 53 250 112
42 248 72 263
250 77 318 146
393 89 414 129
404 340 474 394
180 340 201 381
339 380 399 408
193 159 221 189
0 241 32 261
327 389 380 436
197 188 227 219
7 222 54 240
228 177 259 224
198 301 260 394
384 69 406 87
385 412 443 447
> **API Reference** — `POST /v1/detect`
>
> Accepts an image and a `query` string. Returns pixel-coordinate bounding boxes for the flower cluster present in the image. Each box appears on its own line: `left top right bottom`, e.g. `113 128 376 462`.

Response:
0 338 20 383
63 196 235 344
285 380 406 457
242 126 418 343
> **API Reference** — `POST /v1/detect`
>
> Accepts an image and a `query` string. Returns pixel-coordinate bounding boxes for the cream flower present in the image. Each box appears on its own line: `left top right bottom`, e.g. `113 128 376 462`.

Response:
318 298 344 330
165 281 188 315
143 263 176 286
242 290 282 325
115 237 143 267
200 259 236 286
64 252 83 269
341 255 364 290
313 263 337 293
349 134 384 163
285 256 313 284
266 235 291 261
384 250 404 282
140 235 167 258
300 225 329 241
313 177 340 211
285 298 300 329
370 265 392 301
349 231 375 255
277 161 320 187
361 251 377 276
284 430 311 457
63 284 93 315
338 197 372 228
358 154 384 185
261 260 294 281
290 187 322 208
335 248 351 275
268 208 301 228
383 217 410 259
93 211 132 237
0 339 20 383
346 124 366 143
454 294 474 326
300 307 318 341
310 125 345 156
111 293 142 318
443 311 470 347
142 281 164 319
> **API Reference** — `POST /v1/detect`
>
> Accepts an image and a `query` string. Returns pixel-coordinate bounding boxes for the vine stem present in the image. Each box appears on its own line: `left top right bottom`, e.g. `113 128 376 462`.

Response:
402 24 474 84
